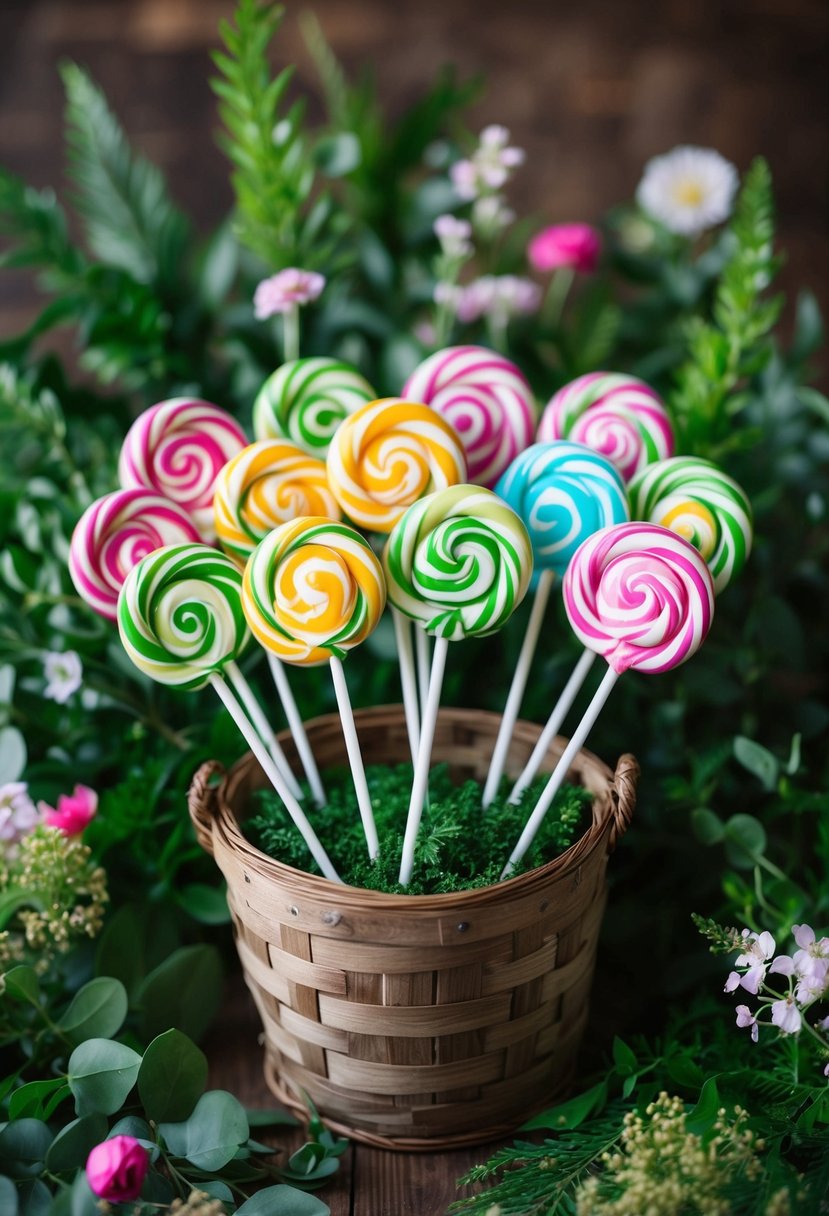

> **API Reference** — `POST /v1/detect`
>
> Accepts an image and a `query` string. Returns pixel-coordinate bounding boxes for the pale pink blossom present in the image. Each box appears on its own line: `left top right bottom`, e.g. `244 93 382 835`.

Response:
38 784 98 837
528 223 602 275
253 269 326 319
771 996 802 1035
472 195 515 236
43 651 82 704
795 959 829 1005
792 923 829 974
733 929 776 995
735 1005 758 1042
450 126 524 201
0 782 40 844
450 159 478 201
86 1136 149 1203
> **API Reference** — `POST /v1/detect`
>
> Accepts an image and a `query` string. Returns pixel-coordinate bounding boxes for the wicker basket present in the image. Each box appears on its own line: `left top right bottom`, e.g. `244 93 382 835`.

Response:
188 705 638 1151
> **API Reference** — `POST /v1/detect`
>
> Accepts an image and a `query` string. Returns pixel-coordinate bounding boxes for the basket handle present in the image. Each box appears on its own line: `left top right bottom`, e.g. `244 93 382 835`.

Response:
608 753 639 853
187 760 225 857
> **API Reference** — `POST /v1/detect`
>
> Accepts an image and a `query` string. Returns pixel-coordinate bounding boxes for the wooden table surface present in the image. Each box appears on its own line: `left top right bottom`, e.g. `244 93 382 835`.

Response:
206 977 504 1216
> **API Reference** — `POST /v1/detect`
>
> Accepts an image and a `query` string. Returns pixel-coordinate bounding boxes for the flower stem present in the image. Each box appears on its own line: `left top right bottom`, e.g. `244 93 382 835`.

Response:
282 305 300 363
542 267 575 330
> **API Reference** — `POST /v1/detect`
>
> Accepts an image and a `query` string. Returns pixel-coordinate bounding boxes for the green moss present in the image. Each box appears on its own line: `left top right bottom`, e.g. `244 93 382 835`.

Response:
245 763 592 894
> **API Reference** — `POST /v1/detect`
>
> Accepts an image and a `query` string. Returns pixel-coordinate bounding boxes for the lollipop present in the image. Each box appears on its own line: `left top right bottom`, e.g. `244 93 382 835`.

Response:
383 485 533 884
118 543 338 880
537 372 674 482
242 518 387 859
403 345 536 488
253 358 376 457
118 398 247 541
628 457 752 595
214 439 341 567
326 398 467 533
482 442 630 806
502 523 714 876
69 489 201 621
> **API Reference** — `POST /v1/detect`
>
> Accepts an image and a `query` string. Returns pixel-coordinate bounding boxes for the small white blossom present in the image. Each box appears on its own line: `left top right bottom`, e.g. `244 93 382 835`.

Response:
636 145 739 236
735 1004 758 1042
472 195 515 236
732 929 776 995
433 214 473 258
771 995 802 1035
449 125 524 202
43 651 83 704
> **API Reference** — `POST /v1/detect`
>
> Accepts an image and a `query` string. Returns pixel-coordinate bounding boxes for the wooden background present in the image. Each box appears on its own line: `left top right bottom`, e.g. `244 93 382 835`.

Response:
0 0 827 343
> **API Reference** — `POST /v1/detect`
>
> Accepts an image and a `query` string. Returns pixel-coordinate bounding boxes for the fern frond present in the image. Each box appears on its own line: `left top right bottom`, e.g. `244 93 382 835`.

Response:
0 166 84 280
61 63 190 292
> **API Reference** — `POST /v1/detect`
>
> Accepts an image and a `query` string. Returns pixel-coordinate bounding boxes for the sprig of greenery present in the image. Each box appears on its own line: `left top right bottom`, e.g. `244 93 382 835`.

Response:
0 166 84 282
211 0 343 270
62 63 190 295
669 157 783 455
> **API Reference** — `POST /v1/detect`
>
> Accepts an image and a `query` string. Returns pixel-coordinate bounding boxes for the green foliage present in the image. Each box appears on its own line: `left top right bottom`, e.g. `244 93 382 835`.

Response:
248 762 590 893
670 158 783 455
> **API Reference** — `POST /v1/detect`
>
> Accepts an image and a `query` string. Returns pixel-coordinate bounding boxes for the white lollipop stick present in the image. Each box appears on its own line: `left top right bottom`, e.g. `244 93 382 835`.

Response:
266 654 327 808
482 569 555 807
415 627 431 718
392 609 420 763
508 648 597 804
208 673 341 883
399 636 449 886
329 656 379 860
501 665 619 879
224 661 304 802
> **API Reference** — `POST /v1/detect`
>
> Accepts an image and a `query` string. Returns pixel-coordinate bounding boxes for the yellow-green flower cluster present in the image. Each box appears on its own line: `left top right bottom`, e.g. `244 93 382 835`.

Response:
0 825 108 972
574 1092 769 1216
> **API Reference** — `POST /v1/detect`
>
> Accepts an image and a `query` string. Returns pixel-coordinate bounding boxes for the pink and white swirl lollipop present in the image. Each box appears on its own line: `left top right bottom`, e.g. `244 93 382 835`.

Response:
503 522 714 877
537 372 674 482
403 345 536 488
118 398 248 541
69 489 201 620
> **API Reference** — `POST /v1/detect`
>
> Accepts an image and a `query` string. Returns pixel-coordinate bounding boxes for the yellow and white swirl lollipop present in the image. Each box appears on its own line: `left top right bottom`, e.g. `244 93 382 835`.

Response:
243 518 387 858
325 398 467 533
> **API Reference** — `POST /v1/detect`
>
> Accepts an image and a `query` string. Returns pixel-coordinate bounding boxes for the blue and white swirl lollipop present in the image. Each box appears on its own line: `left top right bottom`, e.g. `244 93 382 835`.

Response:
483 441 630 806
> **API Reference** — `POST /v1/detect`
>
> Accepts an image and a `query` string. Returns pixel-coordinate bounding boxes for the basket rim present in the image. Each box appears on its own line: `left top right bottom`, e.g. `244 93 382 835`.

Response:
206 704 630 911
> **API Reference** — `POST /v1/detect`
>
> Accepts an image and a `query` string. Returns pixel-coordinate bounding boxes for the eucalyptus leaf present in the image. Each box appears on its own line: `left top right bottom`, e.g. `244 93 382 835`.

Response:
69 1171 100 1216
8 1078 66 1121
2 966 39 1004
137 1029 208 1122
45 1114 108 1173
67 1039 142 1116
159 1090 248 1172
59 977 128 1046
691 807 725 846
234 1186 330 1216
20 1178 51 1216
0 1120 53 1178
733 736 779 791
0 726 27 783
136 944 223 1043
723 813 768 870
0 1176 16 1216
175 883 230 926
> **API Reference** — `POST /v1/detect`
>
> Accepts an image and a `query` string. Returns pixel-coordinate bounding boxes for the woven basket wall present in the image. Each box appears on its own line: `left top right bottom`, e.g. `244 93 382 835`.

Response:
188 705 638 1150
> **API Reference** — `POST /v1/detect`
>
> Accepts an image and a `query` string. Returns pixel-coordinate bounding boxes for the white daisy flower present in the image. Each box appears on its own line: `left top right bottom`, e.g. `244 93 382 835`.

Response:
636 146 739 237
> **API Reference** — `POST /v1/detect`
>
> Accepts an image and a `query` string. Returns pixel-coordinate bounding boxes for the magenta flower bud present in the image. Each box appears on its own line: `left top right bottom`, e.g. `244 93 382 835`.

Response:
38 784 98 837
528 223 602 274
86 1135 150 1203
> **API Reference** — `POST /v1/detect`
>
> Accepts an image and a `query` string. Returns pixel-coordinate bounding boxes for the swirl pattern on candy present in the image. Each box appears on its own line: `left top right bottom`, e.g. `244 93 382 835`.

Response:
214 439 341 566
69 489 202 620
495 441 630 577
117 543 250 690
253 358 376 457
538 372 674 482
118 398 247 541
403 345 536 488
383 484 533 641
628 456 752 595
242 517 386 665
326 398 467 532
563 522 714 674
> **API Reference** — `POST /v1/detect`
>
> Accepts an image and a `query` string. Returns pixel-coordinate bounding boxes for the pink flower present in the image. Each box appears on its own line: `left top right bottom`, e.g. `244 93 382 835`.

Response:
0 783 40 844
86 1135 149 1203
434 214 473 257
528 223 602 274
733 929 776 995
253 269 326 319
735 1005 758 1042
38 784 98 836
771 996 802 1036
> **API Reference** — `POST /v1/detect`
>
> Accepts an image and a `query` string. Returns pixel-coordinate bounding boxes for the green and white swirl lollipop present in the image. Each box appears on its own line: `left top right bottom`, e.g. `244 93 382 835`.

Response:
628 456 752 595
382 485 534 884
253 358 376 458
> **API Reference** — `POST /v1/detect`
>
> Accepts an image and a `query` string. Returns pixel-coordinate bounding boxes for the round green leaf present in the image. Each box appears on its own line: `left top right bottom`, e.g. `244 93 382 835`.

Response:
67 1039 142 1116
235 1186 330 1215
1 966 39 1004
723 813 768 870
0 1175 18 1216
138 1029 208 1123
0 1119 53 1178
159 1090 248 1171
733 736 779 791
0 726 26 783
175 883 230 926
45 1114 108 1173
690 807 725 846
108 1116 152 1140
136 944 223 1044
59 978 128 1046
